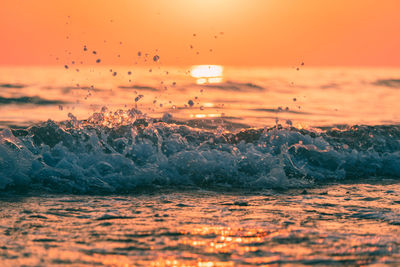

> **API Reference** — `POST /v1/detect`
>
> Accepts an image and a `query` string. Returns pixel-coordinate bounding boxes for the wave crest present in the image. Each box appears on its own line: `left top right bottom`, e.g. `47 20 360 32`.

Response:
1 109 400 193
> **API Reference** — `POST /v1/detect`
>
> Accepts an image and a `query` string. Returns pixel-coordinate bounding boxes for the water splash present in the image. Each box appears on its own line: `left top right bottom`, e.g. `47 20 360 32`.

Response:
1 109 400 193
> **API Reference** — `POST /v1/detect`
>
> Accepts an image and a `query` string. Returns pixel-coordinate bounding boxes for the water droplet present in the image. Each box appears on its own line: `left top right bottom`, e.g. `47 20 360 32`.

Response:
162 113 172 122
135 95 144 102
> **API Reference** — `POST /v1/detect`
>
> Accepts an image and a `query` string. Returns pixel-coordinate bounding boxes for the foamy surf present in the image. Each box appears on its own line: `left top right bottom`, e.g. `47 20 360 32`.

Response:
1 108 399 194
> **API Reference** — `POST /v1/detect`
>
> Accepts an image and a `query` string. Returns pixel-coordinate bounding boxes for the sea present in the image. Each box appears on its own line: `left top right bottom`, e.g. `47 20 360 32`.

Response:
0 66 400 266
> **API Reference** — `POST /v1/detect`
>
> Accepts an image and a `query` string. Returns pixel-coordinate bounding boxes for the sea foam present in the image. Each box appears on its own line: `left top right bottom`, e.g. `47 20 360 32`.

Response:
1 108 400 193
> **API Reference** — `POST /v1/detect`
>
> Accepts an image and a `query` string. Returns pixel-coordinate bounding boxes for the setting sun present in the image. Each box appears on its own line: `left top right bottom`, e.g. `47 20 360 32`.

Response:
191 65 224 84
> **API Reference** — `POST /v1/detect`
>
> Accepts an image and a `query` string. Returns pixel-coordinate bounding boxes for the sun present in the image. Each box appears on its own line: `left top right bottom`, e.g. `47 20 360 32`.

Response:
191 65 224 84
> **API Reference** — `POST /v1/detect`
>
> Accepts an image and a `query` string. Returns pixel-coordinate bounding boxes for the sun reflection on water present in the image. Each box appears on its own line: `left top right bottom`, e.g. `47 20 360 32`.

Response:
191 65 224 84
2 186 400 266
190 113 221 119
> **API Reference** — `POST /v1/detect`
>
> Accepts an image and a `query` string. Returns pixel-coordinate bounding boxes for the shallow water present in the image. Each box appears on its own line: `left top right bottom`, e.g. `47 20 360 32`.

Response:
1 184 400 266
1 66 400 265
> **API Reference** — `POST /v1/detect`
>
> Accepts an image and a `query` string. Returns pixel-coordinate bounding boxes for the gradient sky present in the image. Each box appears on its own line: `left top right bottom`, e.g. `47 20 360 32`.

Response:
1 0 400 67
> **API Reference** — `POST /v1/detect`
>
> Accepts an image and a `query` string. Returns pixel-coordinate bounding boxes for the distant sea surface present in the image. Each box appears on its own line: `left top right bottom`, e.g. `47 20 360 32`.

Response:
1 66 400 128
1 66 400 265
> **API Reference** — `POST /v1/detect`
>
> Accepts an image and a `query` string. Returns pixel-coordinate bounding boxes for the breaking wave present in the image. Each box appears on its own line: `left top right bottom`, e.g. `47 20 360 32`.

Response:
1 108 400 194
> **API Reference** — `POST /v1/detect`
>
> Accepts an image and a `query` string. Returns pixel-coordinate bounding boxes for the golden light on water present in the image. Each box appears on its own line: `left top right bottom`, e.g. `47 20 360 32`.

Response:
190 113 221 119
191 65 224 84
203 103 215 108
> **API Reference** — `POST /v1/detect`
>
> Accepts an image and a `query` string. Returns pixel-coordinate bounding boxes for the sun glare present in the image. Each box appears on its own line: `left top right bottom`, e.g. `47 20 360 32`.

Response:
191 65 224 84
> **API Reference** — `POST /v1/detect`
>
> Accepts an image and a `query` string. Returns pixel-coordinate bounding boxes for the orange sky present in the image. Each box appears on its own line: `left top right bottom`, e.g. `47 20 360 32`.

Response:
1 0 400 67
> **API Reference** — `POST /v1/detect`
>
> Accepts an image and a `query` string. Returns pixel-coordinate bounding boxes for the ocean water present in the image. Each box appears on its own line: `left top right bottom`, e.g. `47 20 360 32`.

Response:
1 66 400 265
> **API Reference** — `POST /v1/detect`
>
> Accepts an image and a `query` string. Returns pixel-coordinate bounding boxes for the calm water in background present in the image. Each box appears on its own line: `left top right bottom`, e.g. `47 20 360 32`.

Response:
1 66 400 266
1 66 400 128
